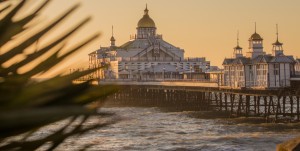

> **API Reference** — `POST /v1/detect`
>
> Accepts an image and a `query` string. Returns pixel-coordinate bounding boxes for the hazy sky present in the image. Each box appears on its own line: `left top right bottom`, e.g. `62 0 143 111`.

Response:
25 0 300 75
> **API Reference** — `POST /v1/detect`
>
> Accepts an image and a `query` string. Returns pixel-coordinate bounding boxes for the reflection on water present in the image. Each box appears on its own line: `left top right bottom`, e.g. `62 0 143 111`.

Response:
39 107 299 151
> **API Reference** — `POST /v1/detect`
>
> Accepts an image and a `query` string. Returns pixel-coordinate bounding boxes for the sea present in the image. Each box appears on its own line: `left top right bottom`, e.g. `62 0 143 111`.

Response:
35 107 300 151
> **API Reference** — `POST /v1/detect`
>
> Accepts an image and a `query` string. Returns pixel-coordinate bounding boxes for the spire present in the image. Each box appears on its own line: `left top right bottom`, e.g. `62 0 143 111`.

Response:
237 30 239 46
254 22 256 33
234 30 242 49
272 24 283 56
273 24 282 46
110 25 115 47
276 24 279 42
110 25 115 41
234 30 243 58
144 4 149 15
112 25 114 37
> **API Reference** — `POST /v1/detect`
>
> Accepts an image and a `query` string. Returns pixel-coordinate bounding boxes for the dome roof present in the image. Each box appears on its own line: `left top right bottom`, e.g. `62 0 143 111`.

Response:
110 36 115 41
234 45 242 49
273 40 283 46
250 32 263 40
137 6 156 28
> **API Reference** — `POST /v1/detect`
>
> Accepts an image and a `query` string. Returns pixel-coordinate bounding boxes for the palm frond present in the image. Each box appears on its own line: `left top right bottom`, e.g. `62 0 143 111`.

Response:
0 3 80 64
0 1 119 150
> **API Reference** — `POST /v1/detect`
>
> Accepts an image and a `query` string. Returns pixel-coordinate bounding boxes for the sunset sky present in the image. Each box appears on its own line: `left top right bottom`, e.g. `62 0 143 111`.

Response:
24 0 300 75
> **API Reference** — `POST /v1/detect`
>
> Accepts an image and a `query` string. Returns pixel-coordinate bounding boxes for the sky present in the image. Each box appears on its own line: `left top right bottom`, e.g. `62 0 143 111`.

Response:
8 0 300 76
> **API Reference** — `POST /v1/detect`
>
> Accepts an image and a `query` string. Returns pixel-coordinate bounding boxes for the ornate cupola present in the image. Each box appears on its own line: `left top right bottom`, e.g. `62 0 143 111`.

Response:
110 26 116 47
233 31 243 58
246 23 265 58
136 4 157 39
272 24 284 56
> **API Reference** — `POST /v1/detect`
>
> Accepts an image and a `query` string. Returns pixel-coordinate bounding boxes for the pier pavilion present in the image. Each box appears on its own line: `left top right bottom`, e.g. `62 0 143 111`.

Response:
223 25 297 89
88 5 211 81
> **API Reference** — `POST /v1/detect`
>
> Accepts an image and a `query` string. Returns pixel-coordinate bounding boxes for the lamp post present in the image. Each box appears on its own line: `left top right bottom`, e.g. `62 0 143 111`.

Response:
125 65 128 79
153 66 155 81
163 66 165 81
176 67 178 80
190 65 192 80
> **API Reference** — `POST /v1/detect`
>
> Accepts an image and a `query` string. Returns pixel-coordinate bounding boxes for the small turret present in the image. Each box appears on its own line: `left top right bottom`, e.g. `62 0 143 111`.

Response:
272 24 283 56
110 26 116 47
233 31 243 58
246 22 265 58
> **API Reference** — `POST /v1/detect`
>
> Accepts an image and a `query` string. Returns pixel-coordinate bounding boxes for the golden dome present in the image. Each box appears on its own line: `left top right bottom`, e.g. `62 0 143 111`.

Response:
137 5 156 28
250 32 263 40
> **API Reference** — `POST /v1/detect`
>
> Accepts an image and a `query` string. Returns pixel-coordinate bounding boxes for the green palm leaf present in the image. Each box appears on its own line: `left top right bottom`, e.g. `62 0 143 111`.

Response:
0 1 119 150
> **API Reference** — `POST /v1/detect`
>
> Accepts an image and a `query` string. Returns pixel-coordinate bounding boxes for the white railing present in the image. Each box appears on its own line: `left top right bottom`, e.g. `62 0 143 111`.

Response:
100 78 217 83
119 57 206 62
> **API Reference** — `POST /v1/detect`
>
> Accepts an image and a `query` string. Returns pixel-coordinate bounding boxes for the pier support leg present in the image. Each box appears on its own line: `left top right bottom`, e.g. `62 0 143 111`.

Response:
283 96 286 117
275 96 282 121
215 93 218 108
246 95 250 117
237 95 242 116
254 96 257 115
219 92 223 111
297 96 300 121
268 96 273 117
290 96 293 117
257 96 260 115
225 93 228 111
264 96 267 117
230 94 234 115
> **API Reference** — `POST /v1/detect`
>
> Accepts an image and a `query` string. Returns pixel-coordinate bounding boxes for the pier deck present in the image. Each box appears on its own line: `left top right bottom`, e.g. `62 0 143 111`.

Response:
101 81 300 122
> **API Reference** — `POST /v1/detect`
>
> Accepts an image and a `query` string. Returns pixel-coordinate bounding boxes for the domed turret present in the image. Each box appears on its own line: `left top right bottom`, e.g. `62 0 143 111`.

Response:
136 4 157 39
249 32 263 40
246 23 265 58
137 5 156 28
233 31 243 58
272 24 284 56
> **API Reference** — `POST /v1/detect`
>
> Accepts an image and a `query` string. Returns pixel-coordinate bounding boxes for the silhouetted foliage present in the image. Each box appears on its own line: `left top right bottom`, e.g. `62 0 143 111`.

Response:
0 1 118 150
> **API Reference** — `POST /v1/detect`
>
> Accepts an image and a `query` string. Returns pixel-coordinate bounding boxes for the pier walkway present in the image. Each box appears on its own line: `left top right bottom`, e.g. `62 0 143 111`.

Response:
100 80 300 122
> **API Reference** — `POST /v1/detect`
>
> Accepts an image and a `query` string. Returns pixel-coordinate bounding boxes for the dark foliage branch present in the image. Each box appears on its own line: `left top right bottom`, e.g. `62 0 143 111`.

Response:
0 0 119 150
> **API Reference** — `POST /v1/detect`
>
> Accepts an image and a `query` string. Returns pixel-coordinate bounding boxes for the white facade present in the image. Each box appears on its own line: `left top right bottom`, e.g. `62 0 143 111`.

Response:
89 6 210 80
295 59 300 75
223 28 296 89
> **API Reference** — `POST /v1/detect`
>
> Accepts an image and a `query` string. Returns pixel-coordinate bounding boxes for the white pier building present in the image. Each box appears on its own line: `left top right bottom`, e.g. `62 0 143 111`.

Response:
223 25 297 89
89 5 210 81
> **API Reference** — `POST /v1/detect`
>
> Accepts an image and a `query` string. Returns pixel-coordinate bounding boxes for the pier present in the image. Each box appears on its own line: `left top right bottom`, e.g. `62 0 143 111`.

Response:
103 80 300 122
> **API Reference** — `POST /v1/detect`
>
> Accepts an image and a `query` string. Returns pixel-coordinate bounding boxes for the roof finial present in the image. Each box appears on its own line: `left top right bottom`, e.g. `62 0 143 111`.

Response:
276 24 279 42
255 22 257 33
144 4 149 15
110 25 115 42
237 30 239 46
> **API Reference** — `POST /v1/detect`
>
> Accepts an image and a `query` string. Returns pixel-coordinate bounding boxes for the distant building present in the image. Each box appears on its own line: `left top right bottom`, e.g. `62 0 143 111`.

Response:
223 25 296 89
295 59 300 75
89 5 210 80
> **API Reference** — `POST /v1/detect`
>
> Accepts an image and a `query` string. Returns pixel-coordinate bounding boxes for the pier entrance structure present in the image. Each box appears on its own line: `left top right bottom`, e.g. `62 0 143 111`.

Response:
88 5 211 81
